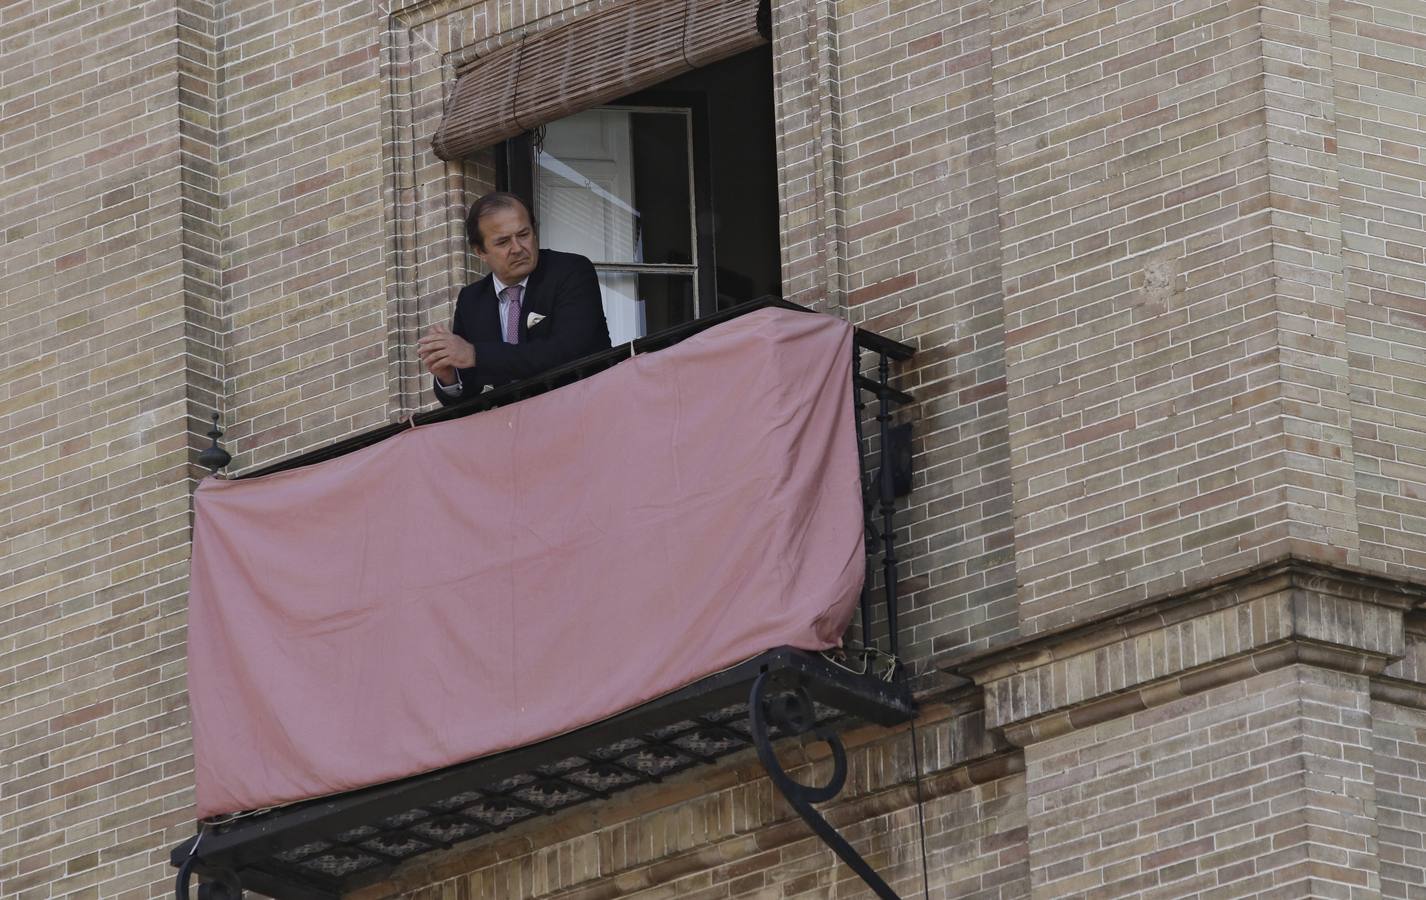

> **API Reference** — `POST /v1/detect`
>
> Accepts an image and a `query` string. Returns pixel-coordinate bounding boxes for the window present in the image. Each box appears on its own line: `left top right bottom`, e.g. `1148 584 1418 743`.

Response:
497 47 781 344
534 106 704 343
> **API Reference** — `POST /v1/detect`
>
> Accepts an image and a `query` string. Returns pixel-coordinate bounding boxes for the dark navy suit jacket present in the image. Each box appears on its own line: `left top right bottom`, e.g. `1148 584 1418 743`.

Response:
436 248 612 405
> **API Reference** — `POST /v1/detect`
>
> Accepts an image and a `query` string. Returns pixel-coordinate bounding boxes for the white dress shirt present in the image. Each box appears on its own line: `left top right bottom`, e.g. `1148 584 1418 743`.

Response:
435 272 530 398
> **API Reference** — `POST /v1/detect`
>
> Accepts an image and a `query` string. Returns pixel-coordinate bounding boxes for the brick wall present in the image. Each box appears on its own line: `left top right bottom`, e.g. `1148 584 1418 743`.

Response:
392 775 1027 900
771 0 841 308
219 0 390 471
1336 0 1426 576
1373 697 1426 899
989 0 1290 633
0 2 212 896
1260 0 1359 566
982 0 1426 635
834 0 1019 671
1025 664 1380 897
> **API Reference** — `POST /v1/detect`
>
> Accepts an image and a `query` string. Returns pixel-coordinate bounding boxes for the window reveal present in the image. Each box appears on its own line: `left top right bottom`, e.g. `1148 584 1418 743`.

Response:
534 107 701 344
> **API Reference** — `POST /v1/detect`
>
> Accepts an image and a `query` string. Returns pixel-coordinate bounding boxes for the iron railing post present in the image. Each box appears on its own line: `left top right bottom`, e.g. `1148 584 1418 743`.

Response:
852 348 875 652
877 352 900 660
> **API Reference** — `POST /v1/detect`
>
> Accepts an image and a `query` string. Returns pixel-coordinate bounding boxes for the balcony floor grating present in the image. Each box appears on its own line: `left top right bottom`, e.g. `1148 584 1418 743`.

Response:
172 647 913 900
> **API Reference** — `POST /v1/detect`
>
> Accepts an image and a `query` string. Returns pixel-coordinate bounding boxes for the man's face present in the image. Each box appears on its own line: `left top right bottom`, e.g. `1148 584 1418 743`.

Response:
474 204 539 285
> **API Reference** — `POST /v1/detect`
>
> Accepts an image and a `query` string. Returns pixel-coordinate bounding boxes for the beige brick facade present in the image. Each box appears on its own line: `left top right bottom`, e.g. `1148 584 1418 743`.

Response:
2 0 1425 898
2 2 215 897
1025 664 1380 897
1338 0 1426 577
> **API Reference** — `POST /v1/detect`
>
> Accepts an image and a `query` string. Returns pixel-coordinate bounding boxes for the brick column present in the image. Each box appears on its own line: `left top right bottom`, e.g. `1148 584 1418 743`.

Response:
988 0 1372 635
1372 630 1426 900
1334 0 1426 577
1024 664 1379 897
950 560 1409 898
0 1 219 894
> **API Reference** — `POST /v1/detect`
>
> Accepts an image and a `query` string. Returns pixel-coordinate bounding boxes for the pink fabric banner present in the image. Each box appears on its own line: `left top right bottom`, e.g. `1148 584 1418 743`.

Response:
188 308 864 819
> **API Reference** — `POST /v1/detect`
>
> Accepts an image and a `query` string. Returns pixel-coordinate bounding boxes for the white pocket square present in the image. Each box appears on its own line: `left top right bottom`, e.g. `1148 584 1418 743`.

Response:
527 312 546 328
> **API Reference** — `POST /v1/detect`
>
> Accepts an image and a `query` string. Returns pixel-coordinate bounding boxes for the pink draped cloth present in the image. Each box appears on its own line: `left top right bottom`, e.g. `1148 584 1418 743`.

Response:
188 308 864 819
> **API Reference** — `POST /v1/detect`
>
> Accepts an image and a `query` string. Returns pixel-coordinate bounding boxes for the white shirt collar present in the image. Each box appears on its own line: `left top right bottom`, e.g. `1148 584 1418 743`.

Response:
491 272 530 297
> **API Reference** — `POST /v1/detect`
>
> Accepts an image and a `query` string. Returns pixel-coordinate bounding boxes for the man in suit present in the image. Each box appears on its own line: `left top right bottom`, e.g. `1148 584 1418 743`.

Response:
418 192 612 404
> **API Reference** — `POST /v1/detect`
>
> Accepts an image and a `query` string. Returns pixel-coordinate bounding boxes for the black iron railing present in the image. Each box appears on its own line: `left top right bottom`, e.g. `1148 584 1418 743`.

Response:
175 298 917 900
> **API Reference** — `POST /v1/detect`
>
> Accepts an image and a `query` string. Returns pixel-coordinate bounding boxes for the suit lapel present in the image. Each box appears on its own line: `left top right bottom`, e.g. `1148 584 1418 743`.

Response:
476 276 501 340
517 252 552 342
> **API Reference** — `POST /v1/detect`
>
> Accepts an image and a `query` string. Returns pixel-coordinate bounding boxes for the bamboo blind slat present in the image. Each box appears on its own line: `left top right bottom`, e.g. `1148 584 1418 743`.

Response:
432 0 766 161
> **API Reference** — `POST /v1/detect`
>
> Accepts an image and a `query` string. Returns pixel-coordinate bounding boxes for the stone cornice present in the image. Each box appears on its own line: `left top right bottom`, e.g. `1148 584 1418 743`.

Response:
938 557 1424 745
938 556 1422 679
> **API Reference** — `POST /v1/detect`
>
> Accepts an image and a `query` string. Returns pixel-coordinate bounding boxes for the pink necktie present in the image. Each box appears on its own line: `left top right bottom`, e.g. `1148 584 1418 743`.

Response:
502 285 523 344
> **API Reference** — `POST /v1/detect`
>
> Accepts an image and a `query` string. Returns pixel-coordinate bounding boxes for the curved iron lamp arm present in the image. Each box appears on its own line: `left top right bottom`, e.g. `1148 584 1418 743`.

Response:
174 844 242 900
748 672 902 900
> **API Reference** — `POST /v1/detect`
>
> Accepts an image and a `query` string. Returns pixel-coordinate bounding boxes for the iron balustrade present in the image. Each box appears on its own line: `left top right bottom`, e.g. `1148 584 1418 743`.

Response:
175 298 918 900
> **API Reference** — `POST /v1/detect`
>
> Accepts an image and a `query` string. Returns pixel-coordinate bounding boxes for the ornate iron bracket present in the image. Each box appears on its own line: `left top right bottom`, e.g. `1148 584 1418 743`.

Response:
174 834 243 900
748 672 902 900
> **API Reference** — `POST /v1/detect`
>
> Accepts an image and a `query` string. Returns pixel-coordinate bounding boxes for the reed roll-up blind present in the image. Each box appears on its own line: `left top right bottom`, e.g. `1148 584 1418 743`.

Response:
432 0 768 161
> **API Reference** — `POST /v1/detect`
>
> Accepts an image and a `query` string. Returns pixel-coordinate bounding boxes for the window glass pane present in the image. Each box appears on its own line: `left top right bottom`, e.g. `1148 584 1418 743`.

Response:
598 272 694 345
535 109 693 267
628 112 693 266
636 273 696 334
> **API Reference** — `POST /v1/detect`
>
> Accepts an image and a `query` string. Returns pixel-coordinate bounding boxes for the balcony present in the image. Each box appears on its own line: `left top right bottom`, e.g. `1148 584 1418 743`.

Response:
172 299 917 900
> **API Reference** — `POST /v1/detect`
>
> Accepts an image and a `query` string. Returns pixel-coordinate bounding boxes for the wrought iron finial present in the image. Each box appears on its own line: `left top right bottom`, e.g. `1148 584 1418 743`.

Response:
198 413 231 475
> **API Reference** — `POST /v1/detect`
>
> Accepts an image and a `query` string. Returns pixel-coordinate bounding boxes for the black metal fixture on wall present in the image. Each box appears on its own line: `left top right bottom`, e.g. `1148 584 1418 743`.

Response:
197 413 231 475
